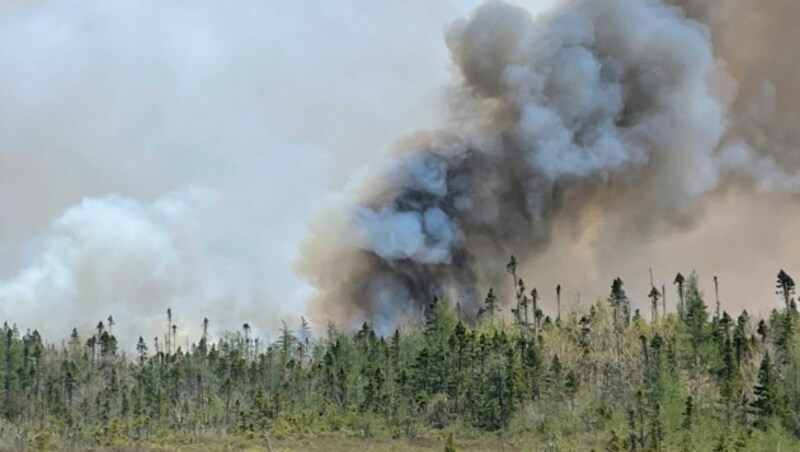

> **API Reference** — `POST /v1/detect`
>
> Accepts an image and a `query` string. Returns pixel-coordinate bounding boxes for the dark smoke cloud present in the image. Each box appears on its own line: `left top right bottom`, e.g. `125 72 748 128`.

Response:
298 0 747 329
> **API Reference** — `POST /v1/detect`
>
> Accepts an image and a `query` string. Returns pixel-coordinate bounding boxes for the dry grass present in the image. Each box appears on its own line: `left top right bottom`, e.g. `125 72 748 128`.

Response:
26 433 558 452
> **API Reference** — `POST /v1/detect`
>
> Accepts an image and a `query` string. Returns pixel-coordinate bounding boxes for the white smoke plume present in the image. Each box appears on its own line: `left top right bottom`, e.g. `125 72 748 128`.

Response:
0 0 494 343
298 0 800 329
4 0 800 342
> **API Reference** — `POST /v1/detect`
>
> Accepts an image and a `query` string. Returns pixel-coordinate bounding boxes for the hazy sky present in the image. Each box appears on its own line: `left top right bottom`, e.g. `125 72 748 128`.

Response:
0 1 554 343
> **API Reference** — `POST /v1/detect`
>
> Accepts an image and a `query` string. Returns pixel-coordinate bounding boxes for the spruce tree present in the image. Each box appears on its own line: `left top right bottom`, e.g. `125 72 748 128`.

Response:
479 288 499 318
683 273 708 352
674 273 686 319
751 352 780 430
682 396 693 430
777 270 796 310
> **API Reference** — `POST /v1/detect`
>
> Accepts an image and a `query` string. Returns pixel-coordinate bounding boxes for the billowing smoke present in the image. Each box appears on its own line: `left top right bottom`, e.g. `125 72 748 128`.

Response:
0 0 483 342
0 190 292 341
4 0 800 342
298 0 800 329
677 0 800 190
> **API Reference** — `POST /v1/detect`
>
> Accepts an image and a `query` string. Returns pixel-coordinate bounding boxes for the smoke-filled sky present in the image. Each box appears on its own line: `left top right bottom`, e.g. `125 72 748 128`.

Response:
2 0 800 344
0 0 556 343
298 0 800 331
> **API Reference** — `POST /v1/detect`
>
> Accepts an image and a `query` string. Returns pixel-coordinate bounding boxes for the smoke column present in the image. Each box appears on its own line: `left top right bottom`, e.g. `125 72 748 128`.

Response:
0 0 482 342
4 0 800 341
298 0 800 329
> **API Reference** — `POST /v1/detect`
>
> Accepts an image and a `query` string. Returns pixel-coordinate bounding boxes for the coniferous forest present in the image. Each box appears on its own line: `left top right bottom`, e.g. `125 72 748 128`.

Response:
2 265 800 451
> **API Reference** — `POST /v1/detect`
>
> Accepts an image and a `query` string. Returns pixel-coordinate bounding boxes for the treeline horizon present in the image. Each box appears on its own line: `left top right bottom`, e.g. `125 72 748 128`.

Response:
1 263 799 450
11 263 784 352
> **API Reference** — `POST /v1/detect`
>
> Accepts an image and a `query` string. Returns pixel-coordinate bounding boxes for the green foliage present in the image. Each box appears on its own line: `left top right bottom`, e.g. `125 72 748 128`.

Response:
683 273 709 352
751 352 780 430
444 431 457 452
777 270 796 310
0 270 799 449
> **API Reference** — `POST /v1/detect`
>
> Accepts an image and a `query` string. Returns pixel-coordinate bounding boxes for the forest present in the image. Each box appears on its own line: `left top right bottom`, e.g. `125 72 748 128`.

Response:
1 261 799 451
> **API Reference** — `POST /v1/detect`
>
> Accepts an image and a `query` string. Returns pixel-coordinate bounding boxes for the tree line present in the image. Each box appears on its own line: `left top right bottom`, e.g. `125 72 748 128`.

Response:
1 262 799 450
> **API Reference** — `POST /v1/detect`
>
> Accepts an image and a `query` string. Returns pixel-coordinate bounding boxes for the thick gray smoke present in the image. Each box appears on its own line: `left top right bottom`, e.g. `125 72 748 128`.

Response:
298 0 800 328
4 0 800 341
0 0 489 343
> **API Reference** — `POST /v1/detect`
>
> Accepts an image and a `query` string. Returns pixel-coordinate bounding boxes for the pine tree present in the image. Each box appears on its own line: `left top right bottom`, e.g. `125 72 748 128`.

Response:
444 432 457 452
609 278 629 360
609 278 630 328
479 288 499 318
518 278 528 326
757 319 769 342
777 270 796 310
136 336 148 365
531 288 542 333
649 286 661 322
683 273 708 352
776 311 796 363
166 308 172 355
733 311 750 365
674 273 686 319
717 334 741 425
751 352 780 430
556 284 562 324
507 255 520 323
682 396 693 430
278 321 296 366
199 317 209 357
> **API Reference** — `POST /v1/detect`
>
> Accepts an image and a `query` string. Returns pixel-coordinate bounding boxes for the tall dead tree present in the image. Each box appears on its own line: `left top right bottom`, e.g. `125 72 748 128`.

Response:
556 284 562 324
507 255 520 324
649 286 661 323
531 288 540 335
518 278 529 327
166 308 172 355
649 269 661 322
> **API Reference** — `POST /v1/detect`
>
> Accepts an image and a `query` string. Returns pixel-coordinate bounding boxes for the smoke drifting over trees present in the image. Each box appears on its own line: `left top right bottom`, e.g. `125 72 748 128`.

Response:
0 1 479 340
3 0 800 340
299 0 800 329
